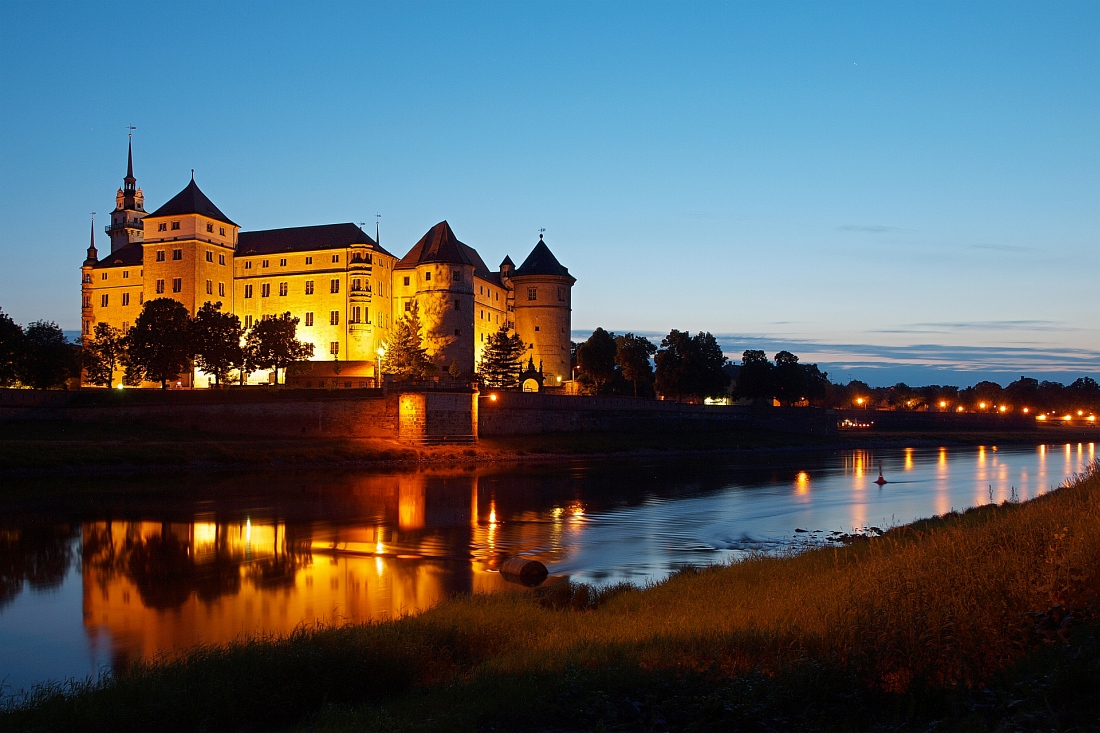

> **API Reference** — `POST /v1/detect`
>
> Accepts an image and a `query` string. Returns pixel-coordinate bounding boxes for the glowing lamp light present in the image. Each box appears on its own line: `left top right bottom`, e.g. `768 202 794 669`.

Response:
1037 414 1047 421
999 406 1007 413
957 406 965 412
1088 416 1096 422
556 375 562 383
376 346 386 357
116 383 124 390
1078 410 1085 416
979 402 987 410
1023 407 1029 414
489 394 498 402
856 397 865 406
939 401 947 408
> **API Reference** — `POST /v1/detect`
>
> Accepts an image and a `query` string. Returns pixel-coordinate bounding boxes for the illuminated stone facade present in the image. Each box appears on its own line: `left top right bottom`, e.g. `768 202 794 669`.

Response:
81 147 575 387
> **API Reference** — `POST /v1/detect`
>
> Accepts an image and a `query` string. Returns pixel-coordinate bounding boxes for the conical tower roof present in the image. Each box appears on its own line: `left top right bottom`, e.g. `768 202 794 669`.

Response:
397 221 493 278
147 176 237 226
514 235 574 281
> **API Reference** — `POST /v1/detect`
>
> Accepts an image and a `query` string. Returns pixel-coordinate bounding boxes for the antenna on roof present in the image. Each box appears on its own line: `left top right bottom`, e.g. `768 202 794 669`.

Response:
376 213 381 244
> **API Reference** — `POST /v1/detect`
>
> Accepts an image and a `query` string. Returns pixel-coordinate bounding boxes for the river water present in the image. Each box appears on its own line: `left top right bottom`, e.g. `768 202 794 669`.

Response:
0 441 1095 696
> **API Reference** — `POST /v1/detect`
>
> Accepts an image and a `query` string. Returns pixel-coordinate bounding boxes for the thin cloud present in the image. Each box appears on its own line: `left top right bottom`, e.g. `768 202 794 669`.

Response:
877 320 1071 333
836 224 903 234
968 243 1032 253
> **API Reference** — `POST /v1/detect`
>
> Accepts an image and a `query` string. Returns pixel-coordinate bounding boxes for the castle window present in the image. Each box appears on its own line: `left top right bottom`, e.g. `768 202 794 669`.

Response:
527 287 537 301
158 223 167 232
139 293 144 304
82 295 90 308
172 278 182 293
83 321 91 334
123 270 129 279
219 254 225 266
262 260 269 268
351 306 361 323
218 282 225 297
305 280 314 295
329 342 339 355
305 312 313 326
261 283 270 297
404 300 411 312
206 223 214 233
479 286 483 295
206 251 213 263
480 310 483 319
480 333 484 342
206 280 213 295
403 276 410 286
245 315 253 328
101 272 107 280
331 254 340 263
330 310 339 325
83 274 91 283
352 278 361 291
156 250 165 262
306 256 313 265
244 284 253 298
454 299 461 310
424 271 431 281
280 258 287 267
453 270 462 281
279 282 288 296
534 326 540 332
122 293 130 306
219 227 225 236
156 280 165 294
245 261 252 269
558 287 565 302
454 329 461 336
101 294 109 307
495 292 498 300
330 279 340 294
173 249 182 261
171 221 180 230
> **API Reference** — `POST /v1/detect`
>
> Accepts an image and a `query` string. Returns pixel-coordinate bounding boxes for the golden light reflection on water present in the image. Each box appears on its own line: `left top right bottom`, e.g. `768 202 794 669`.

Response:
904 448 914 470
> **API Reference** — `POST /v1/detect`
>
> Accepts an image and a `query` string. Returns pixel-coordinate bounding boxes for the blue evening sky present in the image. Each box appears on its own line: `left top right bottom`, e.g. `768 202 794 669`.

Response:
1 1 1096 386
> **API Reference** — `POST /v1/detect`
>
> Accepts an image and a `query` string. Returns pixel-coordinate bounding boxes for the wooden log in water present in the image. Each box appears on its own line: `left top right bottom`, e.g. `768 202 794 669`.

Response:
500 557 549 586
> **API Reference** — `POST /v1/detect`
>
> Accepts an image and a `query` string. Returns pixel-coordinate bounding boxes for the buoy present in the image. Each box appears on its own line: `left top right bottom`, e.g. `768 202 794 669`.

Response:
874 462 888 485
500 557 549 587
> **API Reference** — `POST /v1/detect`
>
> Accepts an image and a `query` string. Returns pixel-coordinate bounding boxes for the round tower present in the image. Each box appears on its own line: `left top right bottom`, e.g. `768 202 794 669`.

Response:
510 234 575 385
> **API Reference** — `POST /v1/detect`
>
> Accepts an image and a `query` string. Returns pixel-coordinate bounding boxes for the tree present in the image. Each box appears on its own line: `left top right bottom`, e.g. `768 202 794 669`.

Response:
245 313 314 385
19 321 77 389
192 301 244 387
82 323 126 388
126 298 194 389
734 350 774 403
478 326 527 388
654 330 730 402
576 328 618 392
381 301 435 381
615 333 656 397
0 308 24 387
773 351 807 406
448 359 462 381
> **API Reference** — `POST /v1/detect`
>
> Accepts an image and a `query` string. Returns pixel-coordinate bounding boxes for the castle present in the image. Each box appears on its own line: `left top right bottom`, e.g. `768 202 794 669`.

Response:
80 141 575 389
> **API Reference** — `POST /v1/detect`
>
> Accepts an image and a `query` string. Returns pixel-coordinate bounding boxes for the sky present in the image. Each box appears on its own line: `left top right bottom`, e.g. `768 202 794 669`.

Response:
0 1 1096 387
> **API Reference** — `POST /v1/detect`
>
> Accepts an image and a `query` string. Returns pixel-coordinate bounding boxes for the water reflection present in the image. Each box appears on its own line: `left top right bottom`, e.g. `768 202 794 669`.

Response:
0 445 1095 693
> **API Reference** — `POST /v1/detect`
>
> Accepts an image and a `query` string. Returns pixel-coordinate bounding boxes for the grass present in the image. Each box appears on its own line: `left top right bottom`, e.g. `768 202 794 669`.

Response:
3 462 1098 731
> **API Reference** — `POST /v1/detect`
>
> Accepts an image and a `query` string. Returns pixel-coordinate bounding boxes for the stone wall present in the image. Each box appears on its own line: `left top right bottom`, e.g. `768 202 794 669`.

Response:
835 408 1036 431
478 392 835 436
398 392 478 445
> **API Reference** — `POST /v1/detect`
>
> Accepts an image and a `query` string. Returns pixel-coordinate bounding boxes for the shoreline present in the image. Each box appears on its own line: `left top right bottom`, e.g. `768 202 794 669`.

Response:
1 420 1096 479
3 461 1097 732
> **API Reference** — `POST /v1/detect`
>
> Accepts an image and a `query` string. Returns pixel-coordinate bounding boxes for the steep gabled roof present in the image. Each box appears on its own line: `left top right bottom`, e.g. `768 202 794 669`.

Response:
397 221 495 281
93 241 144 269
147 178 238 226
237 223 391 257
514 236 574 281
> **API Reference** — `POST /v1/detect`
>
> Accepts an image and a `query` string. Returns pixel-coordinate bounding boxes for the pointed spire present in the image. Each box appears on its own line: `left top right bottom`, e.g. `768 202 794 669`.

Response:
124 134 136 191
85 216 99 265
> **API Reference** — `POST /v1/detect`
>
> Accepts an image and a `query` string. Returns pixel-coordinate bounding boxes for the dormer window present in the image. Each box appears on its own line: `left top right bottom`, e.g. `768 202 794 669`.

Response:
171 221 180 230
219 227 225 236
158 223 167 232
206 223 214 233
424 271 431 281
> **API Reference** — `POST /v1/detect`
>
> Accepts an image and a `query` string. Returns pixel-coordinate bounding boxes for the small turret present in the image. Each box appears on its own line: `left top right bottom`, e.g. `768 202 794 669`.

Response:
107 135 146 252
84 218 99 265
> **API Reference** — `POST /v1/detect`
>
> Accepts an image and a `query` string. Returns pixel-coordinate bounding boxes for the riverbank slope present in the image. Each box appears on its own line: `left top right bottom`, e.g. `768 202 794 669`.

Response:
4 461 1097 732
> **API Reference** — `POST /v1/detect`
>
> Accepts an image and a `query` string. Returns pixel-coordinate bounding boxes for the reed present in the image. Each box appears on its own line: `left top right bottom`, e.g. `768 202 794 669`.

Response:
3 462 1098 731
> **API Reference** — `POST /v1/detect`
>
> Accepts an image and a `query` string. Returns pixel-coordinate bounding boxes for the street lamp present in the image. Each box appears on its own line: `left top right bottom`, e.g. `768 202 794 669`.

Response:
376 346 386 388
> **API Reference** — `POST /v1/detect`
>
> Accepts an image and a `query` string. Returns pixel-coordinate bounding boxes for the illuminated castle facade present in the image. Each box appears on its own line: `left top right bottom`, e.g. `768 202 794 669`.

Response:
80 143 575 388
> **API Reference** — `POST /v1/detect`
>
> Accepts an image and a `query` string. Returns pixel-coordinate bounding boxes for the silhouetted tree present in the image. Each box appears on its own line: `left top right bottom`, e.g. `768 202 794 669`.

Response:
192 301 244 386
82 322 126 387
125 298 194 389
655 330 729 402
18 321 77 389
245 312 314 385
380 301 435 381
478 325 527 388
773 351 807 406
0 308 24 387
576 328 618 393
734 349 774 403
615 333 657 397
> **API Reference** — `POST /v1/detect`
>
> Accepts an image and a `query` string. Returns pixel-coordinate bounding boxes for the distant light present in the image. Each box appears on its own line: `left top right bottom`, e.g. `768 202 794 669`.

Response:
556 375 562 383
1078 410 1085 416
1089 416 1096 422
376 346 386 357
856 397 865 405
957 406 965 412
489 394 498 402
1023 407 1029 414
939 401 947 408
1037 414 1047 421
1064 415 1072 421
116 383 124 390
979 402 987 410
999 406 1007 413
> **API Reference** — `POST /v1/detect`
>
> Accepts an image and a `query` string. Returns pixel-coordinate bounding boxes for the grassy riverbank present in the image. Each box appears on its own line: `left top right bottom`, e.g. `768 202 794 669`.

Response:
1 419 1094 476
4 462 1097 732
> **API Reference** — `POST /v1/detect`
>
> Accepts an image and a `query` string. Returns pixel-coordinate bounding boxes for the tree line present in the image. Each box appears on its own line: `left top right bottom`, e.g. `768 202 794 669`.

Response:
0 309 80 389
834 376 1100 413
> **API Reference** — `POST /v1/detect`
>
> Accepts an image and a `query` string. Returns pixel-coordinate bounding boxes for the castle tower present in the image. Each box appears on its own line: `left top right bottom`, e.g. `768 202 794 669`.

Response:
510 234 575 384
105 136 146 253
393 221 485 375
80 218 98 338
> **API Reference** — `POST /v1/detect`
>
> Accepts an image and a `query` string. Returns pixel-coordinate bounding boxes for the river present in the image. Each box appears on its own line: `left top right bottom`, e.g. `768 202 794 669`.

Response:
0 441 1094 696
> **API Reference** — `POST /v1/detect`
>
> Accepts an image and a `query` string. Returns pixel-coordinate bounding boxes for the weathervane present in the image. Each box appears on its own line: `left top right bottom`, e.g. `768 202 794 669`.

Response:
127 124 136 138
538 227 546 240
